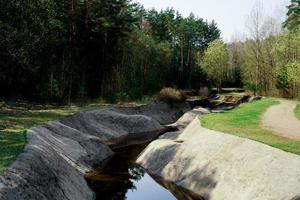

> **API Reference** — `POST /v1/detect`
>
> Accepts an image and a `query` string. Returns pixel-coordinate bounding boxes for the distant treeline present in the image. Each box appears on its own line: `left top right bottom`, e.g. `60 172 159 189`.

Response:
0 0 220 103
197 0 300 99
227 0 300 98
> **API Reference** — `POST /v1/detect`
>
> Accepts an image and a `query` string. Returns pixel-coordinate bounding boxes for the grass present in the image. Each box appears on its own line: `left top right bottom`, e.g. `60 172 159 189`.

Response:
223 92 246 97
295 104 300 120
0 99 148 174
0 105 88 173
201 98 300 155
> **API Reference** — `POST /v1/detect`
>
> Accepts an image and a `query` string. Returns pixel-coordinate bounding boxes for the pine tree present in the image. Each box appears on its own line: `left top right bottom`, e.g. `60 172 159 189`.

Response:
284 0 300 30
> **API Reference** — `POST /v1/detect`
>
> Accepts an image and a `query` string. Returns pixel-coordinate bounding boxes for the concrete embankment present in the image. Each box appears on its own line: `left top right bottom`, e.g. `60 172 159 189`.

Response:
0 94 256 200
137 119 300 200
0 102 191 200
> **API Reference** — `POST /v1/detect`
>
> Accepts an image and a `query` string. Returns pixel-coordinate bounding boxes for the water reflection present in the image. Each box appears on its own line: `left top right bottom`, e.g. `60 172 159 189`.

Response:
85 144 147 200
126 173 176 200
85 143 203 200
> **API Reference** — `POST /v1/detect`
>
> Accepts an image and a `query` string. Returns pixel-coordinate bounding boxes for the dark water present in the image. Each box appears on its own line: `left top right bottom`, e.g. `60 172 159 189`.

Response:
85 144 203 200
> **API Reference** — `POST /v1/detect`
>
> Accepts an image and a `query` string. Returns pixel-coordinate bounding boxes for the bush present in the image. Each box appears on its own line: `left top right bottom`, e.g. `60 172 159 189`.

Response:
115 91 129 102
128 87 143 100
244 82 257 95
76 84 88 105
103 88 117 103
156 88 187 104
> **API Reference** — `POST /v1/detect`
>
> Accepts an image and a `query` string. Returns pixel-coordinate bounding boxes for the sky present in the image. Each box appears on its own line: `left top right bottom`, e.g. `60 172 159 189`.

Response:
134 0 290 41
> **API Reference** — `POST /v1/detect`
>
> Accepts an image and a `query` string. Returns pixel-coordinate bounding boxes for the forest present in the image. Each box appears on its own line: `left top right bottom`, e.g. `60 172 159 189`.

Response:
1 0 300 103
225 0 300 99
2 2 300 200
0 0 220 103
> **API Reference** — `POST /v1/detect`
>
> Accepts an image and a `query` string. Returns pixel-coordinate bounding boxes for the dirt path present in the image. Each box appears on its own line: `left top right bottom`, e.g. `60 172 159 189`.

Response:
262 100 300 140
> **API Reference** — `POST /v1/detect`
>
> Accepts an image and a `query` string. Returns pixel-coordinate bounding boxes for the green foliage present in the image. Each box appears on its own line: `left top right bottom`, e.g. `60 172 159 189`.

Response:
244 82 257 93
76 84 88 105
201 98 300 155
284 0 300 30
286 62 300 85
0 0 58 98
128 87 144 100
116 29 171 95
201 39 230 89
0 1 221 101
44 76 63 102
0 1 223 174
295 104 300 119
276 68 290 91
103 88 117 103
236 19 300 97
227 42 244 87
113 11 220 95
156 88 187 104
115 91 129 102
0 0 138 101
0 131 27 173
273 30 300 97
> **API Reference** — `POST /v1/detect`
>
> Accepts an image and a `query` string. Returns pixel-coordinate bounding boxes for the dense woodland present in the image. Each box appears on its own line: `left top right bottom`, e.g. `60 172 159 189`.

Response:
0 0 220 103
1 0 300 103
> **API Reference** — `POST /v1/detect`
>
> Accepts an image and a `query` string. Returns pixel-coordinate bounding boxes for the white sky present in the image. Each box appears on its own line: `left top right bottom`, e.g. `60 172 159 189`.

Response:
134 0 290 41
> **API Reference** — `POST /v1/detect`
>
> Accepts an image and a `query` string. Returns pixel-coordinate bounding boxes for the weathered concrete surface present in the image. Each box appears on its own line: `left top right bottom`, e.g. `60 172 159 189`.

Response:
137 119 300 200
0 132 96 200
170 107 211 130
0 121 116 200
114 102 191 125
60 108 165 142
0 102 191 200
0 96 259 200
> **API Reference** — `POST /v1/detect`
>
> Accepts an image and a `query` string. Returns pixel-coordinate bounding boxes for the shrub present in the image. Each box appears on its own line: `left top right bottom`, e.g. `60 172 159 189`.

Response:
128 87 143 100
156 88 187 104
244 82 256 95
76 84 88 105
103 88 117 103
115 91 129 102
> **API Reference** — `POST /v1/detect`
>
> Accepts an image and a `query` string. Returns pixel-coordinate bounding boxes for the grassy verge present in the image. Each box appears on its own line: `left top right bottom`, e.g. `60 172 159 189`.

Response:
295 104 300 120
0 100 148 174
201 98 300 155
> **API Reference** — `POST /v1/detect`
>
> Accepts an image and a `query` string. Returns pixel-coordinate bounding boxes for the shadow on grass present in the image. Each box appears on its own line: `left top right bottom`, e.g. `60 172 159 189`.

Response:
295 104 300 120
0 131 27 173
0 107 88 174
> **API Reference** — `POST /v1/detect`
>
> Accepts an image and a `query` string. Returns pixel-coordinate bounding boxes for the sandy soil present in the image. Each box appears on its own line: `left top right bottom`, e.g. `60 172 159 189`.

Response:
262 100 300 140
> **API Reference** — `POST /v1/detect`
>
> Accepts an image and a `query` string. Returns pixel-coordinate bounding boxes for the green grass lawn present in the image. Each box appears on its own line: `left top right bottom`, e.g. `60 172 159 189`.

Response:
295 104 300 120
201 98 300 155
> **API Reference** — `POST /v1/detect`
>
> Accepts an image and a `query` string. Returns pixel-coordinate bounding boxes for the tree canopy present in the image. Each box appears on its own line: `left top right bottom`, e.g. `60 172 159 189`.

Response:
0 0 220 103
201 39 229 90
284 0 300 30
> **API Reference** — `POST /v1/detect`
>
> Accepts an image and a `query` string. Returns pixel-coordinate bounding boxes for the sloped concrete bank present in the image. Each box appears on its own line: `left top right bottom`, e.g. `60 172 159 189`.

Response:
137 119 300 200
0 94 256 200
0 102 191 200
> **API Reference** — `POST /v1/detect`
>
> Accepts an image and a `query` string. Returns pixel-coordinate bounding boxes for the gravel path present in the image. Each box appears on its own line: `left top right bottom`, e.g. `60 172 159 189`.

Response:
262 100 300 140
